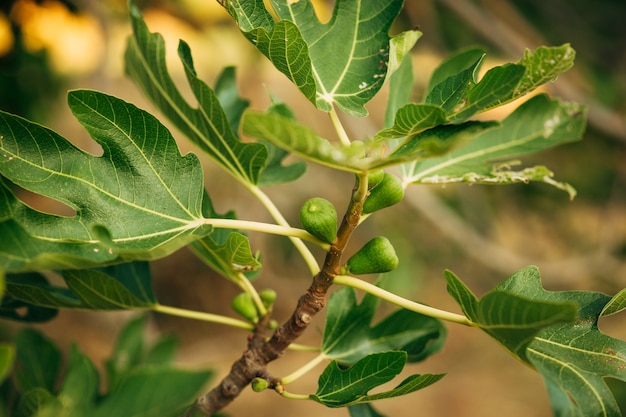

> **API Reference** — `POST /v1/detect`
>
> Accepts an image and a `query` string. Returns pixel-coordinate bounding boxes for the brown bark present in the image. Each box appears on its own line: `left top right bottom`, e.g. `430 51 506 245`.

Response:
179 184 365 416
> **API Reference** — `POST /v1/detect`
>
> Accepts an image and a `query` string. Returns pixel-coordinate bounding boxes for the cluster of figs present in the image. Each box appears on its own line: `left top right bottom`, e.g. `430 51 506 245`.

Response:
231 171 404 325
299 171 404 275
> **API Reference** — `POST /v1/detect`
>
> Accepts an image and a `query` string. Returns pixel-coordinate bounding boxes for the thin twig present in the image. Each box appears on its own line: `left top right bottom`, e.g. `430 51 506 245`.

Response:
178 178 368 416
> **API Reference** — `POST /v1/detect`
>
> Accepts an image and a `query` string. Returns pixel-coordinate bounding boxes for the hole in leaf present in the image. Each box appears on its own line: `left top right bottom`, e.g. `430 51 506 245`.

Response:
598 312 626 341
606 378 626 415
5 180 77 218
14 307 28 318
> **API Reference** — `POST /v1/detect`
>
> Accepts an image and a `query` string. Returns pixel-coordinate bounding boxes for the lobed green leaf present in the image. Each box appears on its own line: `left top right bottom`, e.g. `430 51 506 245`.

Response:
402 94 586 194
311 351 443 407
445 266 578 361
512 44 576 101
192 232 261 282
5 262 156 312
227 0 408 116
495 271 626 417
449 63 526 122
0 90 211 272
189 196 261 281
12 321 212 417
125 3 267 185
425 48 485 113
422 44 576 123
376 104 447 141
448 266 626 417
257 97 307 186
322 287 446 365
388 120 498 165
243 110 383 173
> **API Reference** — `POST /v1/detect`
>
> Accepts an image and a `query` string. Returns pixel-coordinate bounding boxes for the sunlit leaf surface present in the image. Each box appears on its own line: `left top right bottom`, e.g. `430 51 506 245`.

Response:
0 91 211 272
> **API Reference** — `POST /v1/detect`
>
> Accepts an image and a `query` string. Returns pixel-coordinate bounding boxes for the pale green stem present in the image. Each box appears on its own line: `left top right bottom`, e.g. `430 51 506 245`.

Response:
280 353 326 385
153 304 254 331
329 106 351 146
287 343 321 353
247 185 321 276
155 305 320 351
203 218 329 249
234 271 267 317
354 172 370 202
333 275 473 326
276 390 311 400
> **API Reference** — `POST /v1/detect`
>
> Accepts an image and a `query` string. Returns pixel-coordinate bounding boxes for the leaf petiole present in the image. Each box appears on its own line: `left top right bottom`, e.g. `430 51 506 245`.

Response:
275 389 311 401
280 353 326 385
203 218 330 250
233 271 268 317
329 107 351 146
153 304 254 330
333 275 473 326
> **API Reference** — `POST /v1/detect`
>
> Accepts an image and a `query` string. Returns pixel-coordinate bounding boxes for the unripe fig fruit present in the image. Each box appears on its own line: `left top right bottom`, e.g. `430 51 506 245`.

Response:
251 377 269 392
346 236 399 275
362 173 404 214
356 170 384 190
300 197 337 243
231 292 258 323
366 170 385 189
260 288 277 308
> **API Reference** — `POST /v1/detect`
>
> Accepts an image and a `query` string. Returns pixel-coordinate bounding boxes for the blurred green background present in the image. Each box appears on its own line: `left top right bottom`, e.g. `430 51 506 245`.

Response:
1 1 625 416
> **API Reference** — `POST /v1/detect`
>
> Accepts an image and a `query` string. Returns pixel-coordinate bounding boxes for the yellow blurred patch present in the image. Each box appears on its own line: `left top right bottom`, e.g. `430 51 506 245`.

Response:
0 12 14 57
10 0 104 76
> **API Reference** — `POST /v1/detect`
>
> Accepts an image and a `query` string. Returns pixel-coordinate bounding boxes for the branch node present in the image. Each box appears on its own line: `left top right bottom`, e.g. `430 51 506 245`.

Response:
296 311 311 325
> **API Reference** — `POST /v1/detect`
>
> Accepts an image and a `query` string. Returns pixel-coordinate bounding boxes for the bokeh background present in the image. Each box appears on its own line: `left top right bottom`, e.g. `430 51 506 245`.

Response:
1 1 625 416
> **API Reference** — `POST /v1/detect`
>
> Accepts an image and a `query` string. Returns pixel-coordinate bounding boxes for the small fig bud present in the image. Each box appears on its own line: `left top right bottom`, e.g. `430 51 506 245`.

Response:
300 197 337 243
346 236 399 275
363 173 404 214
251 377 270 392
231 292 258 323
260 288 277 308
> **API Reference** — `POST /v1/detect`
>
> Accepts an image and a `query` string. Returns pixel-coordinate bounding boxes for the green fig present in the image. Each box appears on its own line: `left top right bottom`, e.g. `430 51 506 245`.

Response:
260 288 277 308
362 173 404 214
356 170 385 190
300 197 337 243
366 170 385 189
231 292 258 323
346 236 399 275
251 377 270 392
